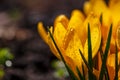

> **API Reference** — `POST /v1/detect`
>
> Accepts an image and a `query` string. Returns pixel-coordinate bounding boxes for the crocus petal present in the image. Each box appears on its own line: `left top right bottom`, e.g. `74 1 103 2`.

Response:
83 1 92 15
92 0 108 15
83 14 101 60
110 37 116 53
47 38 61 59
46 27 61 59
53 22 67 47
38 22 48 44
64 55 80 78
65 29 84 70
84 25 101 60
62 28 74 49
68 9 84 29
68 9 85 46
54 15 69 29
116 24 120 50
109 0 120 9
97 51 102 71
107 52 120 80
93 68 100 80
107 66 115 80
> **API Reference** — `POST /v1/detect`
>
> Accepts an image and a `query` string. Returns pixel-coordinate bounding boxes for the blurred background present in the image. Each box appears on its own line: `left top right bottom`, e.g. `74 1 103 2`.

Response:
0 0 85 80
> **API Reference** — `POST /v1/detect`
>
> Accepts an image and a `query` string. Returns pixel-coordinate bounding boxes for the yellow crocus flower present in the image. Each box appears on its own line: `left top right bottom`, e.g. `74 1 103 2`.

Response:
84 0 120 79
38 9 101 77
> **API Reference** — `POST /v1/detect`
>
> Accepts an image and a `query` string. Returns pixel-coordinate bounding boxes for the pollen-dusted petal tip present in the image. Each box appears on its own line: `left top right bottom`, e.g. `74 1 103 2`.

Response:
38 22 48 44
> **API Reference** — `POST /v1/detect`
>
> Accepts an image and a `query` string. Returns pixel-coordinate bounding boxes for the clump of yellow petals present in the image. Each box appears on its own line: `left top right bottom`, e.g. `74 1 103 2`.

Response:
84 0 120 79
38 9 101 77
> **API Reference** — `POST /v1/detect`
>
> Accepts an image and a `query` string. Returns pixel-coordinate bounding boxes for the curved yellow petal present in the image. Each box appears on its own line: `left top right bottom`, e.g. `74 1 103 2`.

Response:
83 1 92 15
116 24 120 50
45 27 60 59
93 68 99 80
110 2 120 39
53 22 67 47
68 9 85 46
84 27 101 60
84 13 100 31
107 66 115 80
64 55 79 78
92 0 108 15
48 35 61 59
68 9 84 29
65 29 84 69
107 52 120 80
38 22 48 44
84 16 101 60
62 28 74 49
109 0 120 8
54 15 69 29
85 0 111 46
110 37 116 53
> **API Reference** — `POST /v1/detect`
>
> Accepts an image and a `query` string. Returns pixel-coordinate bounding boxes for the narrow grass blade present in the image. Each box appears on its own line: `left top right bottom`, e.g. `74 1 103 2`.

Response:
99 38 109 80
66 65 78 80
82 64 85 80
47 27 64 62
79 49 96 79
105 66 110 80
114 43 118 80
88 23 94 80
99 38 103 60
99 24 112 80
79 49 92 73
76 67 84 80
47 27 78 80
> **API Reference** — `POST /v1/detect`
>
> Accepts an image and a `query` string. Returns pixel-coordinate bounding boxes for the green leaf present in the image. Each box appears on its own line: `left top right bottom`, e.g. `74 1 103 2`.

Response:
79 49 92 72
99 24 112 80
79 49 96 79
82 64 85 80
47 27 78 80
47 27 65 63
105 66 110 80
114 43 118 80
100 13 103 25
66 64 78 80
99 38 109 80
88 23 94 80
76 66 84 80
99 38 103 60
